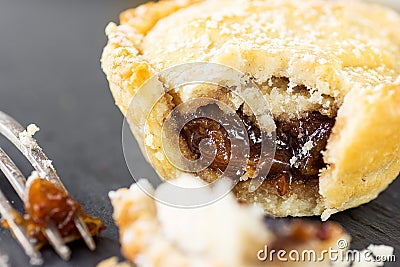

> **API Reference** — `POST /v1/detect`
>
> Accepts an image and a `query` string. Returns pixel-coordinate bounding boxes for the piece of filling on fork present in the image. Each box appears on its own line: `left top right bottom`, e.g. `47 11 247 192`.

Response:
0 112 106 265
1 171 105 250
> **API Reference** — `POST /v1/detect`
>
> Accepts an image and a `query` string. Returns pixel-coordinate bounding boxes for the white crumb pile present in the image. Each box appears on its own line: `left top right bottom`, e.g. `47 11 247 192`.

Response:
352 245 395 267
18 123 40 149
367 245 394 260
331 244 395 267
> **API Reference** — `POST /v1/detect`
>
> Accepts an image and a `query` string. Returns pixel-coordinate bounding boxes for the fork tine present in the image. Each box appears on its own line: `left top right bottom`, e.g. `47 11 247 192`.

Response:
44 224 71 261
0 112 62 187
0 148 26 199
74 216 96 251
0 111 96 251
0 190 43 266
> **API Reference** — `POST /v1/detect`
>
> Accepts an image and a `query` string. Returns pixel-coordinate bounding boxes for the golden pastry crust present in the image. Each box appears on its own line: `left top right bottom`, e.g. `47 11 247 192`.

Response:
320 80 400 211
101 0 400 217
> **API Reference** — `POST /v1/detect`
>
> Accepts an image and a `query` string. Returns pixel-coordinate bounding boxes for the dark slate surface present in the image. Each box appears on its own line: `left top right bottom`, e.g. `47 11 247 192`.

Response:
0 0 398 266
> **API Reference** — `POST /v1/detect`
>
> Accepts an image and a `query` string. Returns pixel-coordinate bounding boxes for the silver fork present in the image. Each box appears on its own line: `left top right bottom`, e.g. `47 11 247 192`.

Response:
0 111 96 265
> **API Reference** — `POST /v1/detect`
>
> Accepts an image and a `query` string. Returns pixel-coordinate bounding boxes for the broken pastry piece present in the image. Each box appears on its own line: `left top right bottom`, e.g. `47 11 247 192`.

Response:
1 172 105 249
97 257 133 267
108 176 349 267
101 0 400 217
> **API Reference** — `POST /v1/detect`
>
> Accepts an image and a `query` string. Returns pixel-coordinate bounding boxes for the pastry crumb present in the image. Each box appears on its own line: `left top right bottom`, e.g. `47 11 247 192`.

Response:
97 257 133 267
350 244 395 267
367 244 394 259
321 208 339 221
19 123 40 148
27 124 40 136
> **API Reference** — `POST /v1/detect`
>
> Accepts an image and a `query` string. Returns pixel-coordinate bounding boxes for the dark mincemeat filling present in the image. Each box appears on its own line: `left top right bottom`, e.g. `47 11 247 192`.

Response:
180 104 335 195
